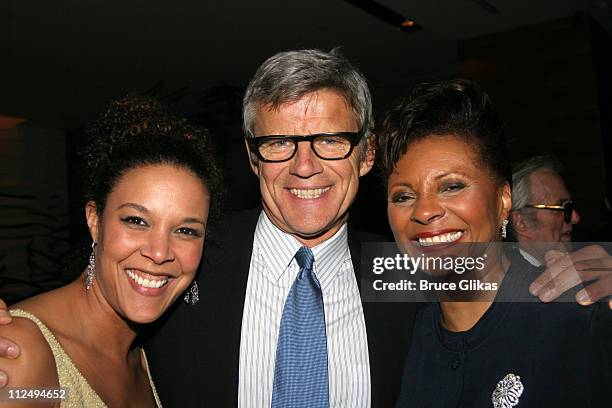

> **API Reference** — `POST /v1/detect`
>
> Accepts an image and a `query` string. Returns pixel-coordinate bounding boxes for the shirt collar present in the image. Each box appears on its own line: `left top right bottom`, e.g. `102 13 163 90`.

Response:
311 222 350 288
253 210 351 286
254 211 302 283
518 248 542 267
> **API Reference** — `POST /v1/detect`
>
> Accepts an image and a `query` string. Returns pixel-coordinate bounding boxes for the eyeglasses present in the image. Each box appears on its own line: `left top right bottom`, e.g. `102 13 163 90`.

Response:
524 199 575 223
245 129 365 163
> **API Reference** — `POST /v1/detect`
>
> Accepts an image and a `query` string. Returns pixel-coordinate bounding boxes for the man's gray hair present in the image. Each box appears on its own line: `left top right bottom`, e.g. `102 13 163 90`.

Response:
511 154 564 227
242 49 373 148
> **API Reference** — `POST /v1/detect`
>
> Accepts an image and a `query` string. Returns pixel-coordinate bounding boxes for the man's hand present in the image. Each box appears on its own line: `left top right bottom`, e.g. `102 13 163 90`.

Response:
0 298 20 387
529 245 612 309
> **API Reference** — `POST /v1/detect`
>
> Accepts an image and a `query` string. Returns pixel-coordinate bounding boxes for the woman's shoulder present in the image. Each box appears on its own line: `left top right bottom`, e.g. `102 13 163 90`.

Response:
2 308 59 390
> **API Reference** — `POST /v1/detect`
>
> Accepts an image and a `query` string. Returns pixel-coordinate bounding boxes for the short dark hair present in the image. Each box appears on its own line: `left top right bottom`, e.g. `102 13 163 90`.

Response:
79 94 223 223
377 79 510 185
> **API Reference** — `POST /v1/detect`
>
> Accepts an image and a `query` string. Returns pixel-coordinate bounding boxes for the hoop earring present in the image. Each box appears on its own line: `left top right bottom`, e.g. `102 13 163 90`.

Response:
501 219 509 239
86 242 96 290
184 281 199 305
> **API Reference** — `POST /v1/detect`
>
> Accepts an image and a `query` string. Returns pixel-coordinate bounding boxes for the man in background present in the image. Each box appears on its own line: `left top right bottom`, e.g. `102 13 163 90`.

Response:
510 155 581 267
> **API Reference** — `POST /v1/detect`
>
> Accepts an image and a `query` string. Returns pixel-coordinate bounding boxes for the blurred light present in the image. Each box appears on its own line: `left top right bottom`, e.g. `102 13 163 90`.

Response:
0 116 26 129
343 0 421 33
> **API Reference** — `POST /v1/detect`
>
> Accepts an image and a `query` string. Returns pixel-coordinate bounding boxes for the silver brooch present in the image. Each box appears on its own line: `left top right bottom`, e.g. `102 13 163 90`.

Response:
491 373 524 408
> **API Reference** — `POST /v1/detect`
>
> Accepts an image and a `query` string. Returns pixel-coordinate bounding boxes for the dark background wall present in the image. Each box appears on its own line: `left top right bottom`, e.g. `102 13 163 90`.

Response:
459 14 611 240
1 1 611 303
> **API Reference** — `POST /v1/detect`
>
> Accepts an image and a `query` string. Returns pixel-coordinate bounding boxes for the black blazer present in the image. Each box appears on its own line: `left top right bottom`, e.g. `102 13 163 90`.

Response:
144 208 416 407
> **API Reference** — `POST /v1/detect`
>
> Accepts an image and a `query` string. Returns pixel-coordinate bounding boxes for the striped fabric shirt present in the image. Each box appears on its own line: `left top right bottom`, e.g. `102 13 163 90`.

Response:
237 211 371 408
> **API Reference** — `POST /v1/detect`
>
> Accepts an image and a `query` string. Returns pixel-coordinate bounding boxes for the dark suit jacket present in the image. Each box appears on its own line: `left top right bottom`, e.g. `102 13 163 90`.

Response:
144 208 416 407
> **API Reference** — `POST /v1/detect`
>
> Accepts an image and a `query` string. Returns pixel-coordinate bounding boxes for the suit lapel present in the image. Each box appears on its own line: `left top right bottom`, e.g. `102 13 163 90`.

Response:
195 208 260 406
348 227 417 407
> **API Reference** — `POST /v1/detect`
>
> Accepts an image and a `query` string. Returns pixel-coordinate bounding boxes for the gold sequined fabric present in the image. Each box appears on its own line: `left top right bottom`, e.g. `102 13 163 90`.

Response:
9 309 162 407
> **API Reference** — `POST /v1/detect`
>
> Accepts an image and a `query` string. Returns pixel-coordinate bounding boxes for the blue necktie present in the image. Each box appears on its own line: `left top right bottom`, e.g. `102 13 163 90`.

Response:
272 246 329 408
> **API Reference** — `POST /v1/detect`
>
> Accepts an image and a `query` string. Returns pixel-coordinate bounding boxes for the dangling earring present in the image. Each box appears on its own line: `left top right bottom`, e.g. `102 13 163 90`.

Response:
501 219 509 239
184 281 199 305
86 242 96 289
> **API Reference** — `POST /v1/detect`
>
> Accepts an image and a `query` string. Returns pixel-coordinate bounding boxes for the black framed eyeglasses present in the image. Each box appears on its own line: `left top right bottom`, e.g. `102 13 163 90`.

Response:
245 129 365 163
524 199 575 223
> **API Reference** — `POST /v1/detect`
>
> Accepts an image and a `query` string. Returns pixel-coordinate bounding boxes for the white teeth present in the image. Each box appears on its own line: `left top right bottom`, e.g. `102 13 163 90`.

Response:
126 269 168 289
289 187 331 199
418 231 463 247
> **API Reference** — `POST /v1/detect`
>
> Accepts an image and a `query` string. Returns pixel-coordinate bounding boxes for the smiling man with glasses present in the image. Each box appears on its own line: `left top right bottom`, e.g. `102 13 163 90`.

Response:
510 155 581 266
148 49 412 408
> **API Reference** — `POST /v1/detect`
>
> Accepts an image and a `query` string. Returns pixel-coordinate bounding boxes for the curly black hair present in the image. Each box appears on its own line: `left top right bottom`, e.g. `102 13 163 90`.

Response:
79 94 224 225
